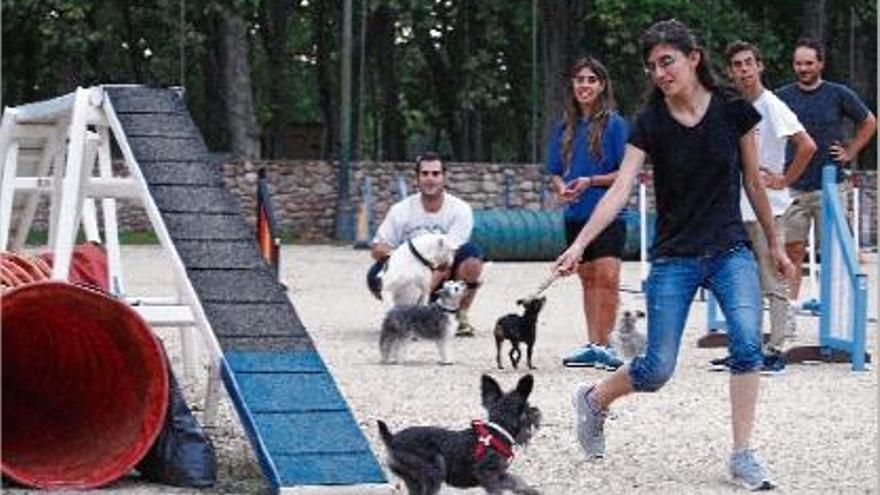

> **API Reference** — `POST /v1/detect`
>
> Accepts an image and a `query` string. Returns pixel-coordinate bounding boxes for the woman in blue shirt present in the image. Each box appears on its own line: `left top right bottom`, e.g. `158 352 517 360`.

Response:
547 56 629 370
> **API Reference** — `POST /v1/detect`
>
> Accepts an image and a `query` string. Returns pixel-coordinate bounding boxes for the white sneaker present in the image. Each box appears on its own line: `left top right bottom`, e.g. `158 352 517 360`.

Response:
571 382 606 459
729 448 775 491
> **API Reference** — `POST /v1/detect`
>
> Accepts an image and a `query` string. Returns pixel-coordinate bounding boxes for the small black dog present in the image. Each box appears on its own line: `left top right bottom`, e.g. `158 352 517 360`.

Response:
494 297 546 370
377 374 541 495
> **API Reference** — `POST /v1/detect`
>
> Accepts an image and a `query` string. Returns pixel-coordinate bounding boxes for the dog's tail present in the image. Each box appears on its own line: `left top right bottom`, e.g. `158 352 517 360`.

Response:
377 420 394 447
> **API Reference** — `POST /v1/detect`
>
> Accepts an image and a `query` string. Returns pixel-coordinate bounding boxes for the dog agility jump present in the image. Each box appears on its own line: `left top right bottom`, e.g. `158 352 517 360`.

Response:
702 165 869 371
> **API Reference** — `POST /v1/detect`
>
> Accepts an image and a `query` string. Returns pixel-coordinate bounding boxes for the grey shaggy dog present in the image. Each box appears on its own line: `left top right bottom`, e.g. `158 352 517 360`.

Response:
379 280 467 365
377 374 542 495
609 309 647 359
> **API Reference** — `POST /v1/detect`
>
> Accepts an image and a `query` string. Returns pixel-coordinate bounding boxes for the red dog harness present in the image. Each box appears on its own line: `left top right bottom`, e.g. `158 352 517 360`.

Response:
471 420 515 463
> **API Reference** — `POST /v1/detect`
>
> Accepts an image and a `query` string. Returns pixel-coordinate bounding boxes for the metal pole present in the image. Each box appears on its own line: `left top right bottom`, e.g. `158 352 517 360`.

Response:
849 7 858 169
849 7 855 82
807 220 818 304
396 173 408 201
336 0 355 241
853 175 861 250
531 0 538 164
179 0 186 89
359 0 368 160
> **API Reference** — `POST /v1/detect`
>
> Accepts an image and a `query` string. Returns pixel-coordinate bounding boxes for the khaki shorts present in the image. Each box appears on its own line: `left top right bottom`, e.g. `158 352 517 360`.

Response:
783 183 851 244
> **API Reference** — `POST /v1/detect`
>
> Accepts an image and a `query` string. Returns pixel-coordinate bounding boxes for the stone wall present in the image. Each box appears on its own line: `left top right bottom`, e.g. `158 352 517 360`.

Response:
221 160 551 241
15 160 879 247
220 161 878 248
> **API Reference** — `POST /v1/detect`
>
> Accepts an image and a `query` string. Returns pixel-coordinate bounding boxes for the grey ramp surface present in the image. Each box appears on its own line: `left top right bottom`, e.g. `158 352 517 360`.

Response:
106 86 388 492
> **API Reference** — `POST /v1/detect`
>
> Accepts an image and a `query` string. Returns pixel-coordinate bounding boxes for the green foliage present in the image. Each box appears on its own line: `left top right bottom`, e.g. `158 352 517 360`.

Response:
2 0 875 165
22 229 159 246
583 0 787 114
249 4 321 126
3 0 195 105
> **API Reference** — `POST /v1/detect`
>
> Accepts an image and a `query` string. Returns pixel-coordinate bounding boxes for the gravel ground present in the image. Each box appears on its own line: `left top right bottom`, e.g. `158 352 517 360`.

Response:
6 244 878 494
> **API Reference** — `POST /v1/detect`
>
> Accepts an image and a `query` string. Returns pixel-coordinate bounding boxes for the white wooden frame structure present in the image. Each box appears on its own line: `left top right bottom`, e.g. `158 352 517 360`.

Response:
0 86 222 424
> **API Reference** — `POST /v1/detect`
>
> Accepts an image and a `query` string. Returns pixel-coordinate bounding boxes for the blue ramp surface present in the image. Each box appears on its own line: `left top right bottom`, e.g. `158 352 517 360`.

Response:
106 86 387 493
224 351 384 486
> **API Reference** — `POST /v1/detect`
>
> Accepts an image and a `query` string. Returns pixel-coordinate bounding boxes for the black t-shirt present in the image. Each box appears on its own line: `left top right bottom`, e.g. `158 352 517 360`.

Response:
629 91 761 258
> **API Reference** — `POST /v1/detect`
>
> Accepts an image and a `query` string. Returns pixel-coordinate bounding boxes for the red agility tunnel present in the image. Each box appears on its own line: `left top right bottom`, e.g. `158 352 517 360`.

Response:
1 281 169 489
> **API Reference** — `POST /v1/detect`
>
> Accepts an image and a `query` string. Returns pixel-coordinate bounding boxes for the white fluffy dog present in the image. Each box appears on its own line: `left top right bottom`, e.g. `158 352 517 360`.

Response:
380 232 456 307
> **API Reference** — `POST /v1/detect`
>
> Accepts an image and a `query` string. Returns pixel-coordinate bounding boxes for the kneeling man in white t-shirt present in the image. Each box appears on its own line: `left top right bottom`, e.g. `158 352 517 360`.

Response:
367 152 484 337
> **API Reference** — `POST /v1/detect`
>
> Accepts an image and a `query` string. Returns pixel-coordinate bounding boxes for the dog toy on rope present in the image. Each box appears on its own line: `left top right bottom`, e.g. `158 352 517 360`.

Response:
523 270 560 301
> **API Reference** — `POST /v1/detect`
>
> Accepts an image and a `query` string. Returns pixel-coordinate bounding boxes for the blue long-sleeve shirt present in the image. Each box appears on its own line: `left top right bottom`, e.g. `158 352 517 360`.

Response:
546 112 629 222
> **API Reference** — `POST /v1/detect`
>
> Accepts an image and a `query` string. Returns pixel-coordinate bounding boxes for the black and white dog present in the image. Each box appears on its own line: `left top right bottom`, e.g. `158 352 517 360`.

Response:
379 280 467 365
377 374 541 495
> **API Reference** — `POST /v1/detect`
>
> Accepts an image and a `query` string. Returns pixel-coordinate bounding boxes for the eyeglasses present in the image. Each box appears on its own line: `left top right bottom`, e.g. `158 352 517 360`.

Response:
419 170 443 177
573 74 600 85
644 54 679 75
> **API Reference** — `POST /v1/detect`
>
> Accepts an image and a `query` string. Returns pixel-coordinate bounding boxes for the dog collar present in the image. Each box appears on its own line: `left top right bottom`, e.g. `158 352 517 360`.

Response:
472 420 515 463
433 300 458 313
407 239 437 270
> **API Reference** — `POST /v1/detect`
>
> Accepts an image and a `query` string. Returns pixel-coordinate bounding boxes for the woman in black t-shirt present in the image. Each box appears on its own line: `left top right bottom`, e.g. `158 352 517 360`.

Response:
554 19 794 491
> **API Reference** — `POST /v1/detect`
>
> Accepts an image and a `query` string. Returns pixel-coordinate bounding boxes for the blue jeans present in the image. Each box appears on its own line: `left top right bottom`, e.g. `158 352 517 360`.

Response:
629 244 763 392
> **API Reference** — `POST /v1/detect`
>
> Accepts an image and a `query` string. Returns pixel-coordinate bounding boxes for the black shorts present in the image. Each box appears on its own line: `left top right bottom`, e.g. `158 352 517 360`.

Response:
565 218 625 263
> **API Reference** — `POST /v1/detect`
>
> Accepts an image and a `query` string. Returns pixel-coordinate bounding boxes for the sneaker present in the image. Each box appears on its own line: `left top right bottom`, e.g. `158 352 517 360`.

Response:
729 448 775 491
563 344 601 367
708 355 731 372
455 322 476 337
760 352 786 375
572 382 607 459
594 345 624 371
455 310 476 337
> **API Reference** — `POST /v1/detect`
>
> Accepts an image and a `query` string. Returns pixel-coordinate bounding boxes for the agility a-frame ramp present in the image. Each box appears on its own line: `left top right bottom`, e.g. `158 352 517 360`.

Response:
0 86 393 494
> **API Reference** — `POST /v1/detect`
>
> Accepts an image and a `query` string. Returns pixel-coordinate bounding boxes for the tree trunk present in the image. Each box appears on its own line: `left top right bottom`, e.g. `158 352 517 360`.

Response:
850 7 876 170
119 0 144 82
412 8 462 158
85 6 107 84
538 0 586 161
314 0 338 159
473 110 488 162
455 2 473 161
258 0 293 158
367 5 405 161
500 11 532 162
801 0 826 40
852 18 875 113
217 6 261 159
350 0 365 160
195 10 228 151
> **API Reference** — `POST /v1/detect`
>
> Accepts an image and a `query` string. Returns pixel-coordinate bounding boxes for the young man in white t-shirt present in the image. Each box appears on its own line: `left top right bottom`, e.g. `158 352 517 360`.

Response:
726 41 817 370
367 152 484 336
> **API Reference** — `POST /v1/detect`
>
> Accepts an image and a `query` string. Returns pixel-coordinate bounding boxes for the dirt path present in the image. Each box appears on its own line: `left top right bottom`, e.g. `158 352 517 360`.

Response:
5 244 877 494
